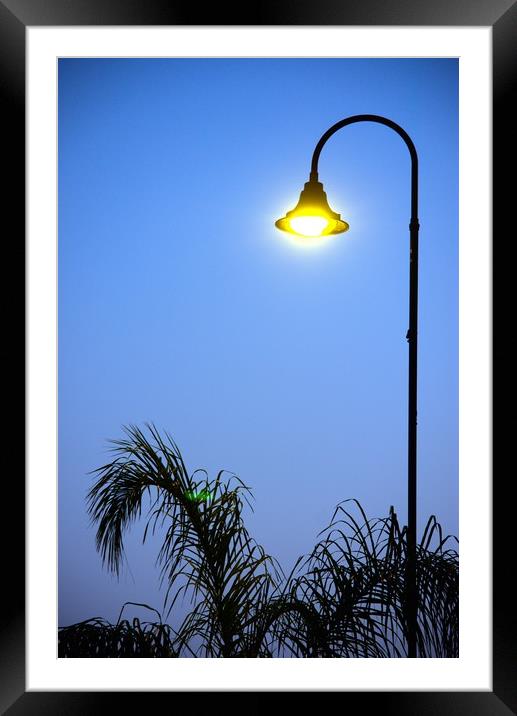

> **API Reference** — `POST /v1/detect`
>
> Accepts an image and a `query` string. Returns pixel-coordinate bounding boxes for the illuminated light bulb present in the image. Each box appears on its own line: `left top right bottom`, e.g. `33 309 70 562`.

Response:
289 216 330 237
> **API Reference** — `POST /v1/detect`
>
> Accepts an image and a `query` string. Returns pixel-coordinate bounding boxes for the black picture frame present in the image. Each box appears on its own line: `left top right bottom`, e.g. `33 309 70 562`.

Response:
3 0 508 711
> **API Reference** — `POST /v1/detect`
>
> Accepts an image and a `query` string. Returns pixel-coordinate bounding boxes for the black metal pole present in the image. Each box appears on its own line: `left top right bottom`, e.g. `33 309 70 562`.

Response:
310 115 419 658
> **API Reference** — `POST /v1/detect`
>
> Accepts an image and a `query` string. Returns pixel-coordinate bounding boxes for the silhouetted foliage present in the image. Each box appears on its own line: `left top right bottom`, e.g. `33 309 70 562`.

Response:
59 424 458 657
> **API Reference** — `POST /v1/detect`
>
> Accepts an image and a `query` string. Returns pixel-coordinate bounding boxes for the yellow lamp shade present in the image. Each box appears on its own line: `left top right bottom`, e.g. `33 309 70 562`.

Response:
275 179 349 238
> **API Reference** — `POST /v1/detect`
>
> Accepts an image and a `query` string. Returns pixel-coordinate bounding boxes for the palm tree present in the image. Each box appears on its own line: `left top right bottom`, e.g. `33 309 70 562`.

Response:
58 423 458 657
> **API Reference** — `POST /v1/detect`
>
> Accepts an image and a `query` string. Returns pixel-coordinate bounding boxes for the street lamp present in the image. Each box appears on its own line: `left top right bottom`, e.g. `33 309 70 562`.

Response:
275 114 420 658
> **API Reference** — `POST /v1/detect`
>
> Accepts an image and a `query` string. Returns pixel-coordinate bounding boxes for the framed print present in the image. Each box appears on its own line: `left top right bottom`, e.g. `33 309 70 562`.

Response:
2 0 509 711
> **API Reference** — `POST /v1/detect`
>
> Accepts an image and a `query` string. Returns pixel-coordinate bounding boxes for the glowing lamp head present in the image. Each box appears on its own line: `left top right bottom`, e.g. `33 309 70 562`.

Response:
275 178 349 238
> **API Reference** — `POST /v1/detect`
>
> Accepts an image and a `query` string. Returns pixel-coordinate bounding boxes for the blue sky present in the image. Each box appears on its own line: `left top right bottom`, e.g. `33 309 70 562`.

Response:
58 58 458 627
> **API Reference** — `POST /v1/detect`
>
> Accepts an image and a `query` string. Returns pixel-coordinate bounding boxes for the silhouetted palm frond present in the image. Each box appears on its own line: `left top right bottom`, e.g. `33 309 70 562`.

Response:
71 424 459 658
274 500 458 657
416 516 459 657
58 603 180 657
86 423 284 657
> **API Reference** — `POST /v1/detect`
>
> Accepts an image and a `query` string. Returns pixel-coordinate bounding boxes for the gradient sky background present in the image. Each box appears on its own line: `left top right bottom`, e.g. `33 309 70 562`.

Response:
58 58 458 628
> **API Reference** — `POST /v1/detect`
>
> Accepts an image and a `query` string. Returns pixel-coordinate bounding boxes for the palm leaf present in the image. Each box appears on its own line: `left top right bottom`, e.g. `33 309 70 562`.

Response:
79 425 459 658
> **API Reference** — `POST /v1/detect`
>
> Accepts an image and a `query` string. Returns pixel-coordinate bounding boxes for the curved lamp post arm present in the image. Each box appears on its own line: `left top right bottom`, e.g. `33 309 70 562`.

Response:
310 114 418 221
310 114 420 657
